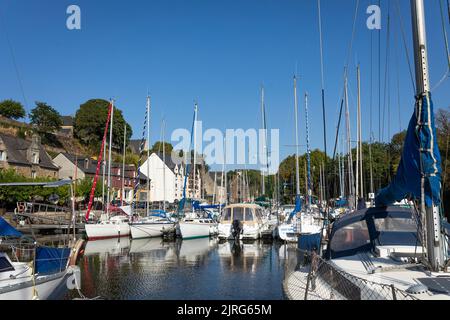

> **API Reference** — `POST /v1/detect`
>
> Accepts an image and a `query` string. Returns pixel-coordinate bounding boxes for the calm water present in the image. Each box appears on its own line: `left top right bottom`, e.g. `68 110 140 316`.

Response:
64 237 288 300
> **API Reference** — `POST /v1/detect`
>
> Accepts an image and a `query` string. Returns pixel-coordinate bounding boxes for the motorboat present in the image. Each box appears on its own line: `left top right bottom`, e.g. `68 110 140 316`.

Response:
218 204 269 240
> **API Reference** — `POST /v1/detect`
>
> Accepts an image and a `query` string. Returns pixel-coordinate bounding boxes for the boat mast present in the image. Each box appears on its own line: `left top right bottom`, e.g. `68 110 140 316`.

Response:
261 86 266 196
344 75 355 210
193 102 198 204
162 119 166 212
294 76 301 197
305 92 312 210
411 0 445 270
121 124 126 206
106 100 114 219
146 96 151 217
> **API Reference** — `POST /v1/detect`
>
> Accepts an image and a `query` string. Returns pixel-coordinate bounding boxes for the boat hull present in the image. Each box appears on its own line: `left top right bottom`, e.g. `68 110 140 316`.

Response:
178 222 216 239
85 223 130 241
130 222 174 239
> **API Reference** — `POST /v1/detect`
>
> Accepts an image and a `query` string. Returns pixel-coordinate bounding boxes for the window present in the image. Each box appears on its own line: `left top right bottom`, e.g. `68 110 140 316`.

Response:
330 221 370 253
0 256 14 273
374 217 419 246
233 207 244 221
0 150 5 161
222 208 232 221
244 208 254 222
31 171 37 179
32 152 39 164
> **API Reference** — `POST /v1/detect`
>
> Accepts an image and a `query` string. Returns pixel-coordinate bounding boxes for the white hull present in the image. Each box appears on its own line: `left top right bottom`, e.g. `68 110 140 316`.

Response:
218 223 261 240
130 222 174 239
277 223 298 242
178 221 217 239
85 222 130 240
0 266 78 300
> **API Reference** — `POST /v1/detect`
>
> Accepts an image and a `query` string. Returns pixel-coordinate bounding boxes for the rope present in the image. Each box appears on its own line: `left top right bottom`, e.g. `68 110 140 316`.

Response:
431 0 450 92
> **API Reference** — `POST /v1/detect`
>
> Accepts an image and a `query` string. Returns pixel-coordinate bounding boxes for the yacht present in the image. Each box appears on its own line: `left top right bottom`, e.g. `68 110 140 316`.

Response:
85 214 131 240
218 204 269 240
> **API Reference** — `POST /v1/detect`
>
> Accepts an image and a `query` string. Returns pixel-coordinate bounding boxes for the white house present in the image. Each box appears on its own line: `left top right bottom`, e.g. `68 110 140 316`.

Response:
139 153 202 203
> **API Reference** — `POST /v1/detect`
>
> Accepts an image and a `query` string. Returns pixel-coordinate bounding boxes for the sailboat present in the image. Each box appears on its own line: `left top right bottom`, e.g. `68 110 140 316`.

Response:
0 181 81 300
285 0 450 300
85 101 131 240
177 103 218 240
278 75 303 242
129 98 175 239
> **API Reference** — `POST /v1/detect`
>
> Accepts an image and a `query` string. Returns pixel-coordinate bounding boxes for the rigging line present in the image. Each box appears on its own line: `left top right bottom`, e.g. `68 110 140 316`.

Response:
378 0 381 142
395 24 402 132
394 0 416 94
382 2 391 142
0 5 29 111
431 0 450 92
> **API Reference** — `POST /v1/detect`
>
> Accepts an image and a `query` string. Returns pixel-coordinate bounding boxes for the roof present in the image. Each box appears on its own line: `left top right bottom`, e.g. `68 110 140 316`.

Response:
60 153 135 177
0 134 58 170
60 116 74 127
129 139 143 154
153 152 179 170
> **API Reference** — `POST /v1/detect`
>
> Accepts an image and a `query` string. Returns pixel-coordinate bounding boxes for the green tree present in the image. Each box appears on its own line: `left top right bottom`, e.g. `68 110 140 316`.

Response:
0 99 26 120
29 102 62 133
150 141 174 155
74 99 132 151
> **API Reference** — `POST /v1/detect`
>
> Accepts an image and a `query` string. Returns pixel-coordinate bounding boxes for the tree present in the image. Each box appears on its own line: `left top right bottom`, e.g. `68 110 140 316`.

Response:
0 100 26 120
150 141 174 155
29 102 62 133
74 99 132 151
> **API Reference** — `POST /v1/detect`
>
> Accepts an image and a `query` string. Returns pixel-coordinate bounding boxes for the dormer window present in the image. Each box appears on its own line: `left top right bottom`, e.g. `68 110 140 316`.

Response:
84 158 89 169
32 152 39 164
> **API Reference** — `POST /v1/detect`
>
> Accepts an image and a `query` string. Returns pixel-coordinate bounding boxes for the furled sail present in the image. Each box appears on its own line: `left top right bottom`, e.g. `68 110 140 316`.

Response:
287 194 302 223
376 93 442 207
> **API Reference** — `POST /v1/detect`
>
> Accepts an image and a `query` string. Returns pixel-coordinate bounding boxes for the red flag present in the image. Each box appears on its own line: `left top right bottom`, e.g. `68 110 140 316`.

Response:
85 103 113 220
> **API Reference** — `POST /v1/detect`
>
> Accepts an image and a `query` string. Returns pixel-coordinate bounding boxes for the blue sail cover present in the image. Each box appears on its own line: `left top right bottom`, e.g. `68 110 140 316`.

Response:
376 93 442 207
35 247 70 274
0 217 22 238
287 195 302 223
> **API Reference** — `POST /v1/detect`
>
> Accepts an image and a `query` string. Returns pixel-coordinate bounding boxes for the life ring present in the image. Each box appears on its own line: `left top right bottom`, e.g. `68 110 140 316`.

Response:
18 204 25 212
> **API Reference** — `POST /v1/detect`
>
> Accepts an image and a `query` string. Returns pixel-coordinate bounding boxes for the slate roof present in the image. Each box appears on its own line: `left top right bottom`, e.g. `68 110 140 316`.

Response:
60 116 74 127
0 134 58 170
61 153 135 178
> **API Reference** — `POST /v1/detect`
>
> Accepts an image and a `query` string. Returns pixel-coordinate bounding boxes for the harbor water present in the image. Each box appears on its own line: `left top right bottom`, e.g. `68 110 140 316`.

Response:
62 237 289 300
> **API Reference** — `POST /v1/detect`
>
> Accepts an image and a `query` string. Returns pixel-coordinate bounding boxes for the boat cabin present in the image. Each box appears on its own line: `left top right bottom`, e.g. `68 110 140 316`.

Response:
220 204 264 226
326 206 427 259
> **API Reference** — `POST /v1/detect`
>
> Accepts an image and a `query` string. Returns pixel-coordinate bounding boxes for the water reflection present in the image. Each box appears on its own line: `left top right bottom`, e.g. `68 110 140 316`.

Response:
66 237 285 300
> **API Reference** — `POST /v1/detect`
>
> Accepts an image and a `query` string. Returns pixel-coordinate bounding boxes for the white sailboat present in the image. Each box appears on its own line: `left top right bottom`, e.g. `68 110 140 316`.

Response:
178 103 218 240
85 101 131 240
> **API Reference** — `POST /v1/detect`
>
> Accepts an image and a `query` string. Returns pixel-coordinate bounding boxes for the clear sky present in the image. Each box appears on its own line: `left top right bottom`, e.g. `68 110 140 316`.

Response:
0 0 449 171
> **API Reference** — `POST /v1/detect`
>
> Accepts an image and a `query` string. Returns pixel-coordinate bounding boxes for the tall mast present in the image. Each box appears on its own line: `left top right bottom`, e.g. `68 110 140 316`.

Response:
146 96 151 216
294 76 301 196
106 100 114 219
305 92 312 209
193 102 198 202
121 124 126 206
410 0 444 270
260 86 266 196
344 75 355 209
162 119 166 212
358 65 364 200
102 135 107 213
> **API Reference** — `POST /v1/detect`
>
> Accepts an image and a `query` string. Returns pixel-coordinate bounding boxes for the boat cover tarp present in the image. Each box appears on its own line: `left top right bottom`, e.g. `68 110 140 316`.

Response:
298 233 321 252
0 216 22 238
35 247 70 274
335 198 347 207
376 93 442 207
287 195 302 223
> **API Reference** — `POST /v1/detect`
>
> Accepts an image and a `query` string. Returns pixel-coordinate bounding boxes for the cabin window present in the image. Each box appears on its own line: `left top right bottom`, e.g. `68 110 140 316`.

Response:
374 217 419 246
244 208 254 222
0 256 14 273
222 208 232 221
233 207 244 221
330 221 370 253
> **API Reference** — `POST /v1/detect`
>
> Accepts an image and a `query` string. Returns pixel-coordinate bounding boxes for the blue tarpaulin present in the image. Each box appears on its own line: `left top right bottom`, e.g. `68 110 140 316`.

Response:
287 195 302 223
298 233 321 252
0 217 22 238
35 247 70 274
376 93 442 207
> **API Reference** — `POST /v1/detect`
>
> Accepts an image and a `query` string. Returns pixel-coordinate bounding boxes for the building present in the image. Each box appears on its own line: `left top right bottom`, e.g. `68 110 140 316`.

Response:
0 133 59 179
53 152 138 203
205 171 226 204
139 152 202 203
59 116 74 137
128 139 149 155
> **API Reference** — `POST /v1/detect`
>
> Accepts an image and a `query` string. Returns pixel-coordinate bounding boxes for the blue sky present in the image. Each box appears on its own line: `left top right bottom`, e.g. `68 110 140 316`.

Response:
0 0 449 171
